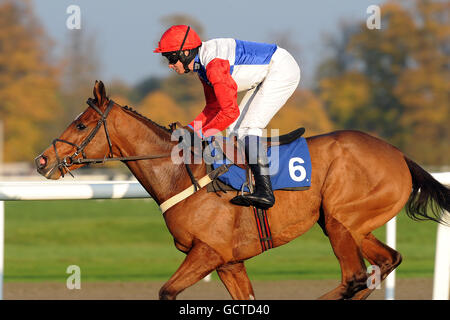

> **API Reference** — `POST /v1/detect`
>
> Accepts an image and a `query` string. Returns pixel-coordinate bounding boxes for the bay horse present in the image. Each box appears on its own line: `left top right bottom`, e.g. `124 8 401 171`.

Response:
35 81 449 300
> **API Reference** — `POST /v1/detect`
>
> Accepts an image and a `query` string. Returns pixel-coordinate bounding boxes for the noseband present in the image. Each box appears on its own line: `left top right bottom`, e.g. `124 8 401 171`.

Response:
51 99 170 178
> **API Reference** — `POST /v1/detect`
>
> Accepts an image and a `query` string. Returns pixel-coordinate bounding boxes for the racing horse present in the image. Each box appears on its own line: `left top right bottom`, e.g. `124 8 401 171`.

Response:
35 81 449 300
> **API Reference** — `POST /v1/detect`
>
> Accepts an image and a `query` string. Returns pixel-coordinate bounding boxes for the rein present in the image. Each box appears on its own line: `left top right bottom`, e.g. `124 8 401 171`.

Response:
49 100 232 213
51 99 171 177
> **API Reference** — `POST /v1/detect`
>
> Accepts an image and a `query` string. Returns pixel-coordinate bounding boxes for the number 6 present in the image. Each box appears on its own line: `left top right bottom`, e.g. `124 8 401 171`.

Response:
289 157 306 182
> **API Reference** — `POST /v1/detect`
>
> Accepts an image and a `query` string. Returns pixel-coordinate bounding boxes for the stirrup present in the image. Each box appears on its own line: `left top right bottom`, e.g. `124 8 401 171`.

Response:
240 180 252 196
229 181 252 207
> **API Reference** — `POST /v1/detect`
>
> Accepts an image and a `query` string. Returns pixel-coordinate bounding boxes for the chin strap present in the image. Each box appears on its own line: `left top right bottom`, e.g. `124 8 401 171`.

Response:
176 26 200 73
180 48 198 73
177 26 191 73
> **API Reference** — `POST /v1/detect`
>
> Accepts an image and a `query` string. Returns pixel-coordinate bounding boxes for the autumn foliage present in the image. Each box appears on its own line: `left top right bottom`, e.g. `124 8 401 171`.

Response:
0 1 62 162
0 0 448 166
317 0 449 165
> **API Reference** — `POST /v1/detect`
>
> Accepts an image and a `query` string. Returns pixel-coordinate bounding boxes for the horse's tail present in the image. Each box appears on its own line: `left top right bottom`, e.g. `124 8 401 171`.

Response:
404 157 450 225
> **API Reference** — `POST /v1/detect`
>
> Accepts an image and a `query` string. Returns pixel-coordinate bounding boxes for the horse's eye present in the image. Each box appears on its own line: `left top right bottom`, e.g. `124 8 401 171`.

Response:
76 123 87 130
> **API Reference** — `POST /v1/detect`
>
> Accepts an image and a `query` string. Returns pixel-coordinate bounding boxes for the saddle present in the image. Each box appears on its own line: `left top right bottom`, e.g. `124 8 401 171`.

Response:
168 122 305 169
210 127 306 169
265 127 306 146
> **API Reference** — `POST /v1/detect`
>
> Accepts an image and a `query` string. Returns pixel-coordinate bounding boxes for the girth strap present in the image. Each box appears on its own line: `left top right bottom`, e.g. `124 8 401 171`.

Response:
253 207 273 252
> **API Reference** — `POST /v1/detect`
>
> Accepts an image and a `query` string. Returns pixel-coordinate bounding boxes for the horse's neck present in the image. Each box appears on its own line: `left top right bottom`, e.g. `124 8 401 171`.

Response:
111 108 202 205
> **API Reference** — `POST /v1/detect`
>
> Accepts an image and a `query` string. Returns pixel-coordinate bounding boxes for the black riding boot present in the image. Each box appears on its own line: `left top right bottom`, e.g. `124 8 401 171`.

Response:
230 135 275 210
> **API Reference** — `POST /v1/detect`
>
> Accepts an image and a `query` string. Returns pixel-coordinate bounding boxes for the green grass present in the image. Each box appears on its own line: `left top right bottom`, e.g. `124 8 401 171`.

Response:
4 199 439 283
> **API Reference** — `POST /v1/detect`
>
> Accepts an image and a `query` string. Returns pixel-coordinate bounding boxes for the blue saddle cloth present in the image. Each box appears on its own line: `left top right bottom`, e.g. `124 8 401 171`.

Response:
210 137 312 192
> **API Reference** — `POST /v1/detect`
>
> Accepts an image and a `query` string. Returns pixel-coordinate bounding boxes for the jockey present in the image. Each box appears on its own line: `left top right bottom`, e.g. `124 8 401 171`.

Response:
154 25 300 210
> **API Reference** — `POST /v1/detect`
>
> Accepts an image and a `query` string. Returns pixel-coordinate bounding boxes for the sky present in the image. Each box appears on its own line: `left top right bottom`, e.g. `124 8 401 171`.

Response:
32 0 386 88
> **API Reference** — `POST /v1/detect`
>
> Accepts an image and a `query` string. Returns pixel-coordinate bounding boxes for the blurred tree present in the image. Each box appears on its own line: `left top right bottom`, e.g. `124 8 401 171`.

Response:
60 27 101 125
393 0 450 165
129 76 162 104
316 0 449 165
347 2 417 144
137 90 190 127
268 90 334 136
319 72 371 128
107 79 133 106
0 0 62 162
161 73 204 110
314 21 360 85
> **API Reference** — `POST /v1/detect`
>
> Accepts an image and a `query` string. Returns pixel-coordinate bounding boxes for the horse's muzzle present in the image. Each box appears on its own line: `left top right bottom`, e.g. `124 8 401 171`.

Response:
34 154 58 179
35 155 47 170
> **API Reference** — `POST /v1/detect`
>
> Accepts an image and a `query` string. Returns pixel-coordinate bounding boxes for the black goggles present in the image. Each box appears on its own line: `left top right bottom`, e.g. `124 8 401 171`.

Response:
162 51 180 65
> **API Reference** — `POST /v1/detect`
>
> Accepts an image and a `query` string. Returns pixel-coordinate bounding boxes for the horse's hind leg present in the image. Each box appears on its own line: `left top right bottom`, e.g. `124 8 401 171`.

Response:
216 261 255 300
159 240 224 300
318 216 368 300
351 233 402 300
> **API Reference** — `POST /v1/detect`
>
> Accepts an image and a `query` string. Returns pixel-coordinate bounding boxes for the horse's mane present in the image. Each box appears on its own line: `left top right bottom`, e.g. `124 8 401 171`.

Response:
120 104 172 135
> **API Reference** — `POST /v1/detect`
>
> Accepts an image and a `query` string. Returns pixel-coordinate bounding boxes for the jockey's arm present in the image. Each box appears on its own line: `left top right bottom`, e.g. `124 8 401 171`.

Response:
188 58 239 138
189 79 221 129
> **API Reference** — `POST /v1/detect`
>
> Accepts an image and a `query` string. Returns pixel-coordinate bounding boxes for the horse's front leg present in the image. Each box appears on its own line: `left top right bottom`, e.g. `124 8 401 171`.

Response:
217 261 255 300
159 239 224 300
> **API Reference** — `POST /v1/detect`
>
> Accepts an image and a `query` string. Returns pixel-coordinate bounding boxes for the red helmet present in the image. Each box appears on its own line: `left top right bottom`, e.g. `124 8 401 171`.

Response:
154 25 202 53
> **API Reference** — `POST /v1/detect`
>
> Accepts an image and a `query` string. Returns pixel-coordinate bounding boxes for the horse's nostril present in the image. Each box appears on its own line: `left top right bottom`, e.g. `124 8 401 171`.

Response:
36 155 47 169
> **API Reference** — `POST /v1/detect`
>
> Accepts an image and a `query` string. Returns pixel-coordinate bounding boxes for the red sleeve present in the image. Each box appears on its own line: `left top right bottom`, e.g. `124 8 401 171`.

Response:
203 58 239 135
199 58 239 137
189 79 221 130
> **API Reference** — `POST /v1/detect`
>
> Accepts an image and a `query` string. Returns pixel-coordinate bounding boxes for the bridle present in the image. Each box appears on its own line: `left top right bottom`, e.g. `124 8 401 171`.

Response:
50 98 171 178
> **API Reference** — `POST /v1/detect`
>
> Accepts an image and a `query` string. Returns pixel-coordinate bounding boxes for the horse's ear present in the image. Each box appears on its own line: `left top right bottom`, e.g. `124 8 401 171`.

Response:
93 80 107 105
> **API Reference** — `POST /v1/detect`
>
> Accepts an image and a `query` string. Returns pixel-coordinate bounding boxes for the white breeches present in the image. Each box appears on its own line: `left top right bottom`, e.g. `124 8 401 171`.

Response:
227 47 300 139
